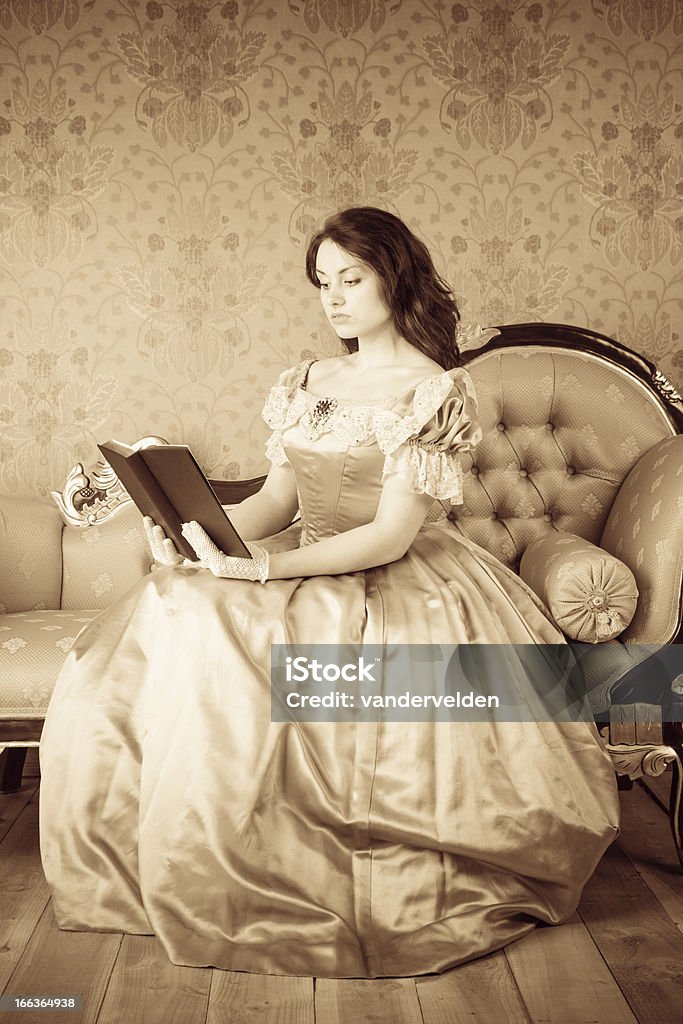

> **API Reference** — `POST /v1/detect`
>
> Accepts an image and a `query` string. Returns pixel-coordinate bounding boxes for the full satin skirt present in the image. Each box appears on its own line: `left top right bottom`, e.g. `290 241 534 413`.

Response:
39 523 619 978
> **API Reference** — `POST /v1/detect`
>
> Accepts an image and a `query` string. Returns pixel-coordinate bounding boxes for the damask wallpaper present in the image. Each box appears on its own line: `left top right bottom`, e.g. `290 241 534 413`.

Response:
0 0 681 498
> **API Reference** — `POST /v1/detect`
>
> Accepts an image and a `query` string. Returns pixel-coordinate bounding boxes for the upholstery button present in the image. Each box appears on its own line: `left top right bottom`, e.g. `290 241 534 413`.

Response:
471 466 480 476
566 466 576 476
545 422 554 432
543 513 553 522
518 469 528 478
490 512 498 521
496 422 506 432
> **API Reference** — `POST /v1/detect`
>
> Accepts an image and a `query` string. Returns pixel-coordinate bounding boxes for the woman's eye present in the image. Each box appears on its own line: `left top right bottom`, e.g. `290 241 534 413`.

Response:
344 279 360 286
319 282 330 289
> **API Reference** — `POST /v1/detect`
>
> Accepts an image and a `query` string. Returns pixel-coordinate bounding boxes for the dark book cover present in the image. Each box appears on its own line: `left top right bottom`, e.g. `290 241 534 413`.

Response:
98 440 252 561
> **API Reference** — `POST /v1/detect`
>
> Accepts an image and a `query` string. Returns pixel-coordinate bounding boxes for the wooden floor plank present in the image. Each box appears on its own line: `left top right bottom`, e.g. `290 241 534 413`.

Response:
96 934 211 1024
504 913 638 1024
1 902 121 1024
579 841 683 1024
0 800 50 991
617 779 683 931
639 768 673 807
416 950 530 1024
315 977 422 1024
208 970 314 1024
0 782 39 843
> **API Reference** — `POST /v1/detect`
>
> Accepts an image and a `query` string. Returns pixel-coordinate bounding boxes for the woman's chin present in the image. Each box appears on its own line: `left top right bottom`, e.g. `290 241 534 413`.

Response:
331 323 356 339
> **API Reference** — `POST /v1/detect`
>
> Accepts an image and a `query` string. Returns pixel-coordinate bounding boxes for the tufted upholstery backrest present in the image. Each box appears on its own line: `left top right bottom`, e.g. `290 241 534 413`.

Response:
449 345 677 572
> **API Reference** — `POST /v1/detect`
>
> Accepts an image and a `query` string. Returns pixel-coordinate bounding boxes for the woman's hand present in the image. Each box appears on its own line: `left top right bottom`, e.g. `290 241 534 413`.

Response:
143 517 186 568
181 521 269 583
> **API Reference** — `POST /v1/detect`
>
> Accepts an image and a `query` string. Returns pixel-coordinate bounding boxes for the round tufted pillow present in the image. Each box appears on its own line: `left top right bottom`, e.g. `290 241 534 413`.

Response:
519 532 639 643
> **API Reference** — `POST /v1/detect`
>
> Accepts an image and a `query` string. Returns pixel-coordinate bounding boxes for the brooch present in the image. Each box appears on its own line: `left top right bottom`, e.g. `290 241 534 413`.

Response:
309 396 339 432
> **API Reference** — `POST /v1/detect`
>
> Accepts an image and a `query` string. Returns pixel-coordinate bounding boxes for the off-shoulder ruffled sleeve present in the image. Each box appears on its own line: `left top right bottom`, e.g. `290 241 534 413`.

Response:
261 361 311 466
378 368 482 505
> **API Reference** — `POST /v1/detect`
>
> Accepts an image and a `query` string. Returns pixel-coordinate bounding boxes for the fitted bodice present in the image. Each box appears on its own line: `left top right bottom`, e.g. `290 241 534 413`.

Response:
283 420 391 543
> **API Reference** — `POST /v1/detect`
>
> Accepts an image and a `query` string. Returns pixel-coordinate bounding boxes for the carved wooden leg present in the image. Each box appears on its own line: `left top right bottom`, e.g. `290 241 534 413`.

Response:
0 747 28 793
602 707 682 870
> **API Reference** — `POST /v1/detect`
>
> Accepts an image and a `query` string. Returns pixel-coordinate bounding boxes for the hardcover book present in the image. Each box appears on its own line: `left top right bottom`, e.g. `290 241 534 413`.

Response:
98 440 252 561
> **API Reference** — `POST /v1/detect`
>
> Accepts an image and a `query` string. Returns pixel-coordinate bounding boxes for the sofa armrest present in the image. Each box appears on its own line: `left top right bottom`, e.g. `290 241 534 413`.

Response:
61 503 152 610
0 496 64 613
601 434 683 643
47 445 157 610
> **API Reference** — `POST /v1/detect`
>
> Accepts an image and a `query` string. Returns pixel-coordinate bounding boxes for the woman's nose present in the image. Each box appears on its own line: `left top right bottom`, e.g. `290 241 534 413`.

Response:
326 284 343 304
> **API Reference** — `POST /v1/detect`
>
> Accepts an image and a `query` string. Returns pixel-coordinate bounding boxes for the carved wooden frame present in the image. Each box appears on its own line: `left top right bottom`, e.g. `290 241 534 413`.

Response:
50 435 169 527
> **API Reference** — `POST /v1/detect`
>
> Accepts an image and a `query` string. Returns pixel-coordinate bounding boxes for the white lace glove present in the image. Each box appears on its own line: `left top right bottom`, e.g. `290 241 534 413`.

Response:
180 521 269 583
143 516 186 568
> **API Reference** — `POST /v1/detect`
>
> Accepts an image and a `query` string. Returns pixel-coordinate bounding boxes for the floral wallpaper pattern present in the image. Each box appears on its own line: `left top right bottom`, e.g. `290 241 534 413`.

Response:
0 0 681 498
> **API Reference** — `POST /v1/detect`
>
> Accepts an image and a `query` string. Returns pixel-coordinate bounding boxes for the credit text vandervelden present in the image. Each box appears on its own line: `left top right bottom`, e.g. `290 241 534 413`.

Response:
282 654 500 710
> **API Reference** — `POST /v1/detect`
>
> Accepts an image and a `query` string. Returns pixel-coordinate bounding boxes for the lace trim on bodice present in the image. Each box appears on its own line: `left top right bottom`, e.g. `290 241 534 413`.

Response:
263 359 463 451
262 359 480 504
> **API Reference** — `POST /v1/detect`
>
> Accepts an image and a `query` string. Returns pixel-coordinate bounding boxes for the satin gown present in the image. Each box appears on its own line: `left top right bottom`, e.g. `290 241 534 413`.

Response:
39 360 619 979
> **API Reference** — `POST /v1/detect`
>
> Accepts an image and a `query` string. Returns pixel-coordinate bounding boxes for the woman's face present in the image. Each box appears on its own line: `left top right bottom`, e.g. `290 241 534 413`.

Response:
315 239 394 344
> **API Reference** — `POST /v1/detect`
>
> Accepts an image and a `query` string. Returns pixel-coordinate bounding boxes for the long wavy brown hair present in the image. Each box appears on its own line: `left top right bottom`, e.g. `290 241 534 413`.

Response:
305 207 462 369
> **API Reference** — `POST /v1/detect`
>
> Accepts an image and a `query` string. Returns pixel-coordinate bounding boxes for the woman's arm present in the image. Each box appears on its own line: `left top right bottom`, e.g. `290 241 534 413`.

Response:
227 462 300 541
267 473 435 579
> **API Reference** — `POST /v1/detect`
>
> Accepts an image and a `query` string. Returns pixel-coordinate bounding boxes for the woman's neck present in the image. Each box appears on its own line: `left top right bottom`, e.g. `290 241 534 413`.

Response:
352 330 417 369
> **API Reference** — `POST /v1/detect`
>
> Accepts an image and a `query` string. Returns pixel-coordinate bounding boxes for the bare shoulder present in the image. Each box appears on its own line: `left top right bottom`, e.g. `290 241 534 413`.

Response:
306 355 352 389
402 355 445 378
309 355 348 373
387 355 446 390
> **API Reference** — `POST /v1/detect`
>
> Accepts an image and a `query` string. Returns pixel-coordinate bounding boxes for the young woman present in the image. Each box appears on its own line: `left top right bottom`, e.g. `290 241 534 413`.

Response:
40 207 619 979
